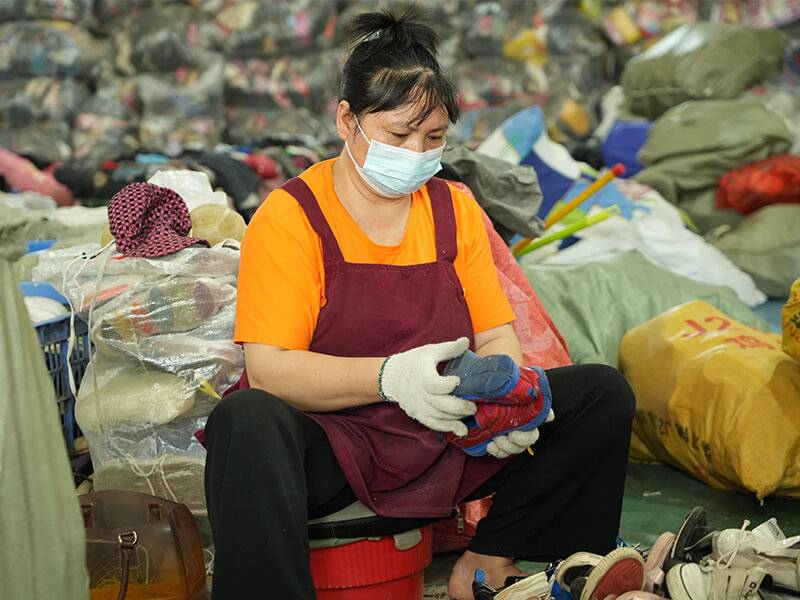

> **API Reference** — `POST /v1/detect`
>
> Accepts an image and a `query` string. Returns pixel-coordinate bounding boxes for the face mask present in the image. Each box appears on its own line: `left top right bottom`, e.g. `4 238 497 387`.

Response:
345 116 445 198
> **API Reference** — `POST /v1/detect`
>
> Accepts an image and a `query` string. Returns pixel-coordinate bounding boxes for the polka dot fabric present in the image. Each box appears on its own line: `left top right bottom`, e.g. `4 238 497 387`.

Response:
108 182 210 258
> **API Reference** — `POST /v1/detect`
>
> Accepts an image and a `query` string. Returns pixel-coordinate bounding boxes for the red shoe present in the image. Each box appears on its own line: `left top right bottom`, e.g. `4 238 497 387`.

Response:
446 367 552 457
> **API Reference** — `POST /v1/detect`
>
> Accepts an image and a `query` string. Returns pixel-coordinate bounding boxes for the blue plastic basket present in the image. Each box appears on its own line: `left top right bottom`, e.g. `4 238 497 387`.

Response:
22 283 91 454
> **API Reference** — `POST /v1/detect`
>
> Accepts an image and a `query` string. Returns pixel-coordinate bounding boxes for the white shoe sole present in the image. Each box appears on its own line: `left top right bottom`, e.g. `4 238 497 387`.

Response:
580 548 646 600
494 572 550 600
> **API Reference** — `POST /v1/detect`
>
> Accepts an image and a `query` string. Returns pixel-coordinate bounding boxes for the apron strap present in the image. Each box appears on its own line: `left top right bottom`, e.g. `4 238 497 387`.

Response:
281 177 344 268
427 177 457 263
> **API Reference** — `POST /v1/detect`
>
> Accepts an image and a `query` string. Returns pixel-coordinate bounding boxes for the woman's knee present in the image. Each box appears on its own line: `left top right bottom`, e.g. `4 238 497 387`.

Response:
591 364 636 422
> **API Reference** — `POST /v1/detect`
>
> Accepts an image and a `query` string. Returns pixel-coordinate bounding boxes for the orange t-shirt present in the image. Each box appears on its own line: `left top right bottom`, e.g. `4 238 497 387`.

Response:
234 158 515 350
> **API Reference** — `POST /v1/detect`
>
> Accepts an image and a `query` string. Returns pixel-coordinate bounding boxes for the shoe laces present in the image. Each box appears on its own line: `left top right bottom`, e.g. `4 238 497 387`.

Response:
701 520 751 572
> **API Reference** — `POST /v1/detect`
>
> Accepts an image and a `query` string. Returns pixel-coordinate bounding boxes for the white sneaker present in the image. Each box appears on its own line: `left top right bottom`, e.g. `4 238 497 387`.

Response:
666 562 770 600
712 519 800 592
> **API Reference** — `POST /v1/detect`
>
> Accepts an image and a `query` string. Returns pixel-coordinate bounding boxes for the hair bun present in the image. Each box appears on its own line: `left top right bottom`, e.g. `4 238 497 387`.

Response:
346 5 439 58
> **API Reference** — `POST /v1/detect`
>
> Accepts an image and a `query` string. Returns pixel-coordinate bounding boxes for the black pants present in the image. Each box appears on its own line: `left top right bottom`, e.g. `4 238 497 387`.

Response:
204 364 635 599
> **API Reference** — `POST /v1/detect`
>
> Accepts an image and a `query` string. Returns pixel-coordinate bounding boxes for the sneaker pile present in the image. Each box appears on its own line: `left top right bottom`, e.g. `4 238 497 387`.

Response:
473 509 800 600
442 351 554 457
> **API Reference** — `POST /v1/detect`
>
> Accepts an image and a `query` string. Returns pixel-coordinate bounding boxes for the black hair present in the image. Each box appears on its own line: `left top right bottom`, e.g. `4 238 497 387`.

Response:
340 5 460 125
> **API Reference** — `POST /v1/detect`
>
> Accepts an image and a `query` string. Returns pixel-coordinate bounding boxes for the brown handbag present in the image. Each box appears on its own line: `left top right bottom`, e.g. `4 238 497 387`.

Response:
80 490 208 600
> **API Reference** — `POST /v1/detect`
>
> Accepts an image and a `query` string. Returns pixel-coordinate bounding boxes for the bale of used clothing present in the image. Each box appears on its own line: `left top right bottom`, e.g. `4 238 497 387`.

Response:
33 244 243 515
72 89 140 170
224 105 333 146
636 97 794 233
0 122 72 164
521 251 770 367
0 78 90 127
0 21 106 79
112 5 224 75
459 0 536 59
707 204 800 298
137 57 225 157
0 148 74 206
455 57 546 110
621 300 800 500
224 50 340 114
439 144 544 240
93 0 221 25
602 0 697 47
0 0 93 24
784 278 800 362
622 23 788 120
716 155 800 215
0 209 89 600
532 179 766 307
216 0 337 58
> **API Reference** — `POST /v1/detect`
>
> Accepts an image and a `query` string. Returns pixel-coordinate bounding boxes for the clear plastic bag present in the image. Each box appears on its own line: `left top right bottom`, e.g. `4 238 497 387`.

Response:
0 77 90 127
0 121 72 163
224 104 333 146
72 85 140 169
0 0 93 25
137 57 225 157
0 21 106 79
32 245 243 512
112 5 224 75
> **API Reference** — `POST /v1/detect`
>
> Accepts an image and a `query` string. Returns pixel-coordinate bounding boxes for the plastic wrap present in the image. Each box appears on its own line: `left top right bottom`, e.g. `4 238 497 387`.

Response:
224 50 340 114
137 57 225 157
216 0 337 58
93 0 222 24
0 121 72 163
0 78 90 127
72 86 140 169
224 105 333 146
454 58 546 110
112 5 224 75
0 0 93 24
0 21 106 79
32 245 243 513
460 0 536 58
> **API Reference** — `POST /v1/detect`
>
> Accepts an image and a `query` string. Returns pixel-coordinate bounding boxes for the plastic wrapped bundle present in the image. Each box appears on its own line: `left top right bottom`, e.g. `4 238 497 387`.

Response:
112 5 224 75
0 78 90 126
72 86 140 169
0 21 106 79
0 0 93 24
93 0 223 24
455 58 546 109
0 121 72 163
460 0 536 58
224 105 333 146
32 244 244 513
217 0 337 58
137 57 225 157
224 50 340 114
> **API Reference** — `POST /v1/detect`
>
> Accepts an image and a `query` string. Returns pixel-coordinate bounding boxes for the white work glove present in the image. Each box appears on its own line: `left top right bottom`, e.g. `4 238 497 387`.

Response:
486 408 555 459
379 337 476 436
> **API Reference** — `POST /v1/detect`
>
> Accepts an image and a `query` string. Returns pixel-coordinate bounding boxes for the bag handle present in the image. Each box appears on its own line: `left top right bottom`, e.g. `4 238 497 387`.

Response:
116 531 138 600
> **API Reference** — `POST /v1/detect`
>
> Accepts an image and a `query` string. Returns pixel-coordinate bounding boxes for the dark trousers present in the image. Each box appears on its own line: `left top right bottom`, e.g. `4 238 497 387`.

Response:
204 364 636 599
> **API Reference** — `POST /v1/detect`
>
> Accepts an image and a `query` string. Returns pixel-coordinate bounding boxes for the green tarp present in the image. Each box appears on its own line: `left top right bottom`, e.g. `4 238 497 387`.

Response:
521 251 770 367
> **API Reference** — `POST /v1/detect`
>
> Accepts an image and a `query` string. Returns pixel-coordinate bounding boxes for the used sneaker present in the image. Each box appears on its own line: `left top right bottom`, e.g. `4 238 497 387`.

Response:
444 351 526 404
665 507 715 573
446 366 553 457
711 519 800 593
556 552 603 594
579 547 646 600
473 569 551 600
645 532 677 594
666 562 770 600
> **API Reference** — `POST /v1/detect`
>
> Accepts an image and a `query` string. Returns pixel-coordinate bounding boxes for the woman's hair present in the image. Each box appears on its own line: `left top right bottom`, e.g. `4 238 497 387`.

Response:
340 5 460 125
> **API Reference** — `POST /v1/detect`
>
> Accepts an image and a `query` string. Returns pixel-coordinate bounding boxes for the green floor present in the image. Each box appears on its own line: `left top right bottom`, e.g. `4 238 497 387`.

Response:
424 461 800 598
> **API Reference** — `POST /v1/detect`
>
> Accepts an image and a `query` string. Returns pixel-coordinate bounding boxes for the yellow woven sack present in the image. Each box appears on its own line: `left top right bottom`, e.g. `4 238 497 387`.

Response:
621 300 800 500
783 277 800 362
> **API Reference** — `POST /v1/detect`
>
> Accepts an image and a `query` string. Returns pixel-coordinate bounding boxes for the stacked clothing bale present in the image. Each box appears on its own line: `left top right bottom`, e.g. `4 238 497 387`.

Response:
0 1 106 164
217 0 340 146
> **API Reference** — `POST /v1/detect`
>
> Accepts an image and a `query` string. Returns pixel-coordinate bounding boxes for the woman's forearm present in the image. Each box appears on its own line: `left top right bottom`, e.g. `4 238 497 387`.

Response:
474 323 523 366
244 343 384 412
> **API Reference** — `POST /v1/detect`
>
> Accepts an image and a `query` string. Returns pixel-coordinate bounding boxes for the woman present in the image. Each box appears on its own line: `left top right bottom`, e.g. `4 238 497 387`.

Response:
204 7 635 600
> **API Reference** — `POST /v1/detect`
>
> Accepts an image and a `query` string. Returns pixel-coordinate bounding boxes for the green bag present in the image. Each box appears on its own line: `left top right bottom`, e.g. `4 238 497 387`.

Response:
521 251 770 367
622 23 787 120
0 212 89 599
708 204 800 298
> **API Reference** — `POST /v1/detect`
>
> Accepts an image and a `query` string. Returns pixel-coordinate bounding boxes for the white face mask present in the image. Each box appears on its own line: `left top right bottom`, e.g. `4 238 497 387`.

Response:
345 116 445 198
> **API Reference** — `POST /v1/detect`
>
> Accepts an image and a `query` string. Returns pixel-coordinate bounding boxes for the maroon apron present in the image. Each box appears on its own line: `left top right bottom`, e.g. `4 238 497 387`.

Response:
235 176 507 518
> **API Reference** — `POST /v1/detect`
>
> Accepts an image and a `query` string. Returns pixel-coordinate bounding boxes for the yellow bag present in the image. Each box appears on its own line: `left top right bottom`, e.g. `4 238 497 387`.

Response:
783 277 800 362
621 300 800 500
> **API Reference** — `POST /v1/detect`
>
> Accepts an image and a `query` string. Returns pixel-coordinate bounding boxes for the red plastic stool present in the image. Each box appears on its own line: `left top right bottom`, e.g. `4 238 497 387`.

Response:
310 526 432 599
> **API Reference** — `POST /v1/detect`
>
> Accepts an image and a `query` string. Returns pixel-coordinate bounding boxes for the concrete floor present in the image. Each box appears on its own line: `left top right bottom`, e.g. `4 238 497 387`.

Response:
423 461 800 598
